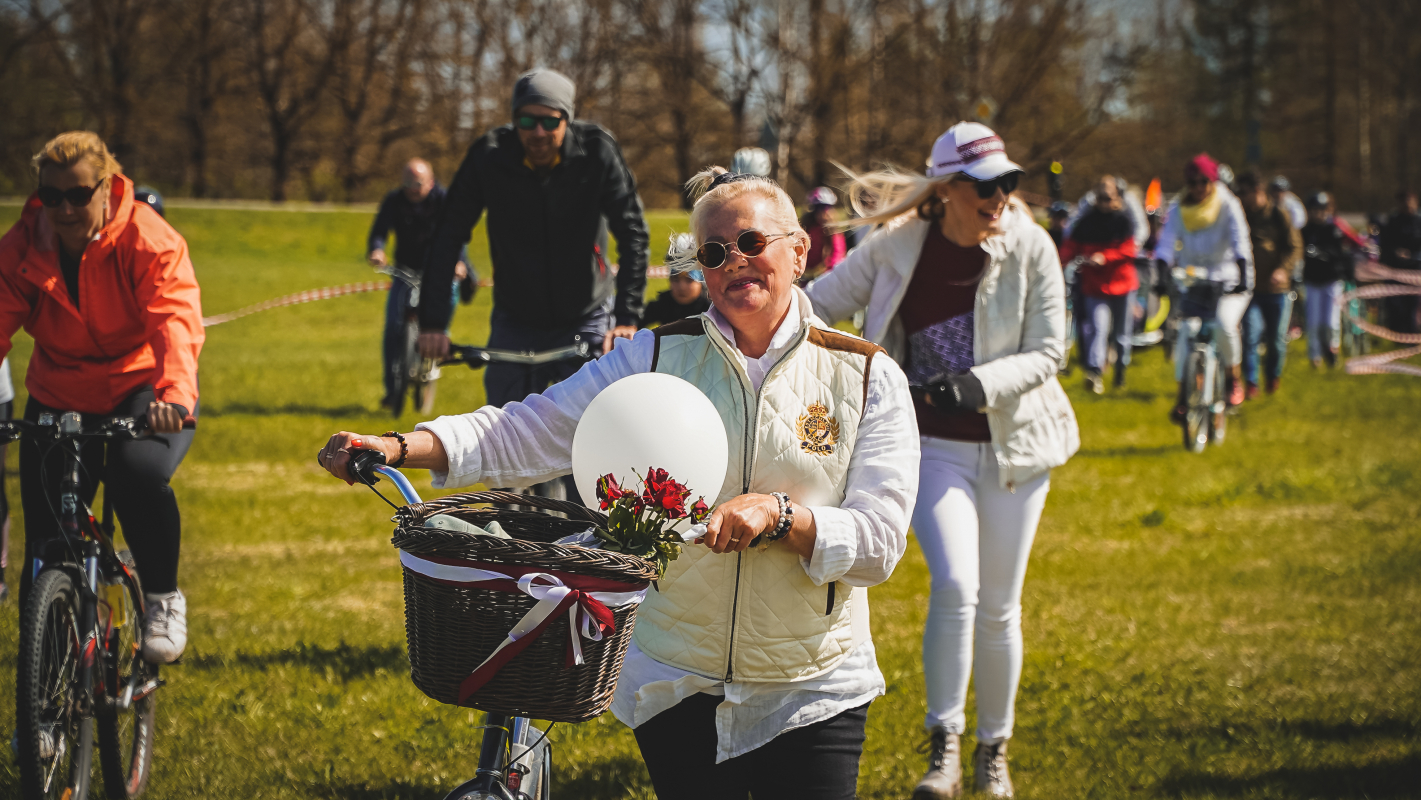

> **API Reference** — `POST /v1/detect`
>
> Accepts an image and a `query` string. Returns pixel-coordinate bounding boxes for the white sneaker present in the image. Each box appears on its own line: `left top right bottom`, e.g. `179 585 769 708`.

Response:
142 590 188 663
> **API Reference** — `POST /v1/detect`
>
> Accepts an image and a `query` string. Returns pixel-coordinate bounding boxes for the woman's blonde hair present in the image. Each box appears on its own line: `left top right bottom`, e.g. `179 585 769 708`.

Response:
835 161 1031 230
32 131 123 184
666 166 805 274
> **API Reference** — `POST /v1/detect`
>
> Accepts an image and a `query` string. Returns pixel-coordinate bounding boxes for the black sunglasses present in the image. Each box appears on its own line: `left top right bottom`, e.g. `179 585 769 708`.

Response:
37 184 99 208
516 114 565 132
955 172 1021 199
696 229 794 270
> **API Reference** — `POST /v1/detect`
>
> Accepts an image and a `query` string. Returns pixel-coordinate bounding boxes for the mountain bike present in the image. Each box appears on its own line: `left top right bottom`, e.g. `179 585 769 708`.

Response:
348 450 553 800
1172 267 1228 453
380 264 441 418
7 413 161 800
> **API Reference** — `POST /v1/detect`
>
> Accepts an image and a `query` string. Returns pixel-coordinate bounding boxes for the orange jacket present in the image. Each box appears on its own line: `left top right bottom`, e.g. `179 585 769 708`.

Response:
0 175 203 415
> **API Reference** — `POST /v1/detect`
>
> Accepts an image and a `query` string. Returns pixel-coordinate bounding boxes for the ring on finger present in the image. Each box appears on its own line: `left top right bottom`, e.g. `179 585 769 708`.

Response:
729 537 741 544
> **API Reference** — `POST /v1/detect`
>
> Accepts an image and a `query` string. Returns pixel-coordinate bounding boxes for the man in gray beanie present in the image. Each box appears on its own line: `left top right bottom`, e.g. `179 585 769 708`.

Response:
418 68 649 501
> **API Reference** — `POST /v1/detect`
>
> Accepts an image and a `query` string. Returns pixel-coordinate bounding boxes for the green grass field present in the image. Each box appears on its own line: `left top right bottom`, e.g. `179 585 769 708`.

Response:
0 203 1417 799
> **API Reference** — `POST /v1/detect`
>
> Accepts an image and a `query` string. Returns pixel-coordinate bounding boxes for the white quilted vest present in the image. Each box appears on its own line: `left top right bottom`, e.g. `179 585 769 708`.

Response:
632 312 881 682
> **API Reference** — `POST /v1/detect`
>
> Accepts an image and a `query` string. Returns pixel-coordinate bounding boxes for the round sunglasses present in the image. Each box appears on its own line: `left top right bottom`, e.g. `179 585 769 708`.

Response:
954 171 1021 199
37 184 100 208
696 229 794 270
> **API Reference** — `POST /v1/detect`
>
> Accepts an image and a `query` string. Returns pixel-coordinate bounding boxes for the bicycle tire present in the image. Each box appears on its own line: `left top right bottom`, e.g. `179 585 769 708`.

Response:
96 551 156 799
391 318 419 418
1183 350 1209 453
1210 361 1228 446
17 567 96 800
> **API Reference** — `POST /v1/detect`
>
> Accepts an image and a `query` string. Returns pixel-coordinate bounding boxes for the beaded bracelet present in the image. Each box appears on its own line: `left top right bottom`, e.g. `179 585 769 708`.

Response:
381 431 409 468
767 492 794 542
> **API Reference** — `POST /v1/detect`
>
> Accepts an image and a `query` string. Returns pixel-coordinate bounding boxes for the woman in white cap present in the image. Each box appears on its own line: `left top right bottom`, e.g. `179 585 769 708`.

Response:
807 122 1079 799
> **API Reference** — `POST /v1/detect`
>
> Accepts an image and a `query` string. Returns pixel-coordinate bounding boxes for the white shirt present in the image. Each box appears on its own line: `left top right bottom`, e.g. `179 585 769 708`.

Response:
417 291 919 763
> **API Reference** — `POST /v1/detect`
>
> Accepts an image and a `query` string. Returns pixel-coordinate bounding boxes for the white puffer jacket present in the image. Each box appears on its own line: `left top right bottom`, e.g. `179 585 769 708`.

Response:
806 203 1079 488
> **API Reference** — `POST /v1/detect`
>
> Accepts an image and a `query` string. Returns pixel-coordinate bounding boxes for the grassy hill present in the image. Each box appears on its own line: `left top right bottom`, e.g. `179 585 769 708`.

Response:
0 203 1417 798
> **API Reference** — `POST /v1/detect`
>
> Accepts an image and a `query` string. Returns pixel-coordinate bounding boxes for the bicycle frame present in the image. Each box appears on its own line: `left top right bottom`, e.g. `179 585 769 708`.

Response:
366 463 547 800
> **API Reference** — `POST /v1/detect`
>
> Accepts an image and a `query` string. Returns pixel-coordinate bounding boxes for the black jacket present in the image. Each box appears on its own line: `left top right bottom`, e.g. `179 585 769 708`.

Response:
641 289 711 327
1301 220 1355 284
1380 210 1421 270
367 183 468 273
419 122 650 331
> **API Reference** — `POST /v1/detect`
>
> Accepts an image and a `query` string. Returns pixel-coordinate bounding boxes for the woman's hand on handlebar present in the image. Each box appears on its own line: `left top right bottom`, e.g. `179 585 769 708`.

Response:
318 432 399 485
146 401 185 434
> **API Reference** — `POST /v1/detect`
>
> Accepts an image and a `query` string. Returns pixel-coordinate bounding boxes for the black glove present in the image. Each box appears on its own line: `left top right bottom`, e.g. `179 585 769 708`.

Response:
923 372 986 413
458 273 477 305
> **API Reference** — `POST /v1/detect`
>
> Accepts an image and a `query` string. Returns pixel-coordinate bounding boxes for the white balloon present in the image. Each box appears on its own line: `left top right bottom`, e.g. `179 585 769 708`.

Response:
571 373 729 515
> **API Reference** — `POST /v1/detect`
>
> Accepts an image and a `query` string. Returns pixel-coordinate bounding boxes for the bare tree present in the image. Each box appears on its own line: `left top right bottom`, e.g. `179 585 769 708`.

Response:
233 0 341 201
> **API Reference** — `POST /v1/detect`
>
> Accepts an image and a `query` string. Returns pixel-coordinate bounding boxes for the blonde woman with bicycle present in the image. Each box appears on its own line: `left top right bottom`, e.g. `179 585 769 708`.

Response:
807 122 1079 799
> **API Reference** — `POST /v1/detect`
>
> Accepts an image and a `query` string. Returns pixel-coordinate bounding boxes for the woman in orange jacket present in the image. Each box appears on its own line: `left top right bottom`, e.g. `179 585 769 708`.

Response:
0 132 203 663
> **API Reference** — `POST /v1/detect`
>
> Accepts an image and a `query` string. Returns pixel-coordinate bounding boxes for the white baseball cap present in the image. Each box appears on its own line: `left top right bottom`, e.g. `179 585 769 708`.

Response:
925 122 1023 180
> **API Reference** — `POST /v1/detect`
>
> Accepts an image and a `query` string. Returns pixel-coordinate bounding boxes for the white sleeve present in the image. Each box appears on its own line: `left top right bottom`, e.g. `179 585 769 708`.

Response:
801 354 919 587
970 227 1067 409
1152 205 1180 265
416 330 656 488
805 229 880 325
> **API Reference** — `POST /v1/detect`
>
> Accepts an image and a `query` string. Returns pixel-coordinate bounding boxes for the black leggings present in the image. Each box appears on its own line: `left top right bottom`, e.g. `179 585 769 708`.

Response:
633 692 869 799
19 389 194 604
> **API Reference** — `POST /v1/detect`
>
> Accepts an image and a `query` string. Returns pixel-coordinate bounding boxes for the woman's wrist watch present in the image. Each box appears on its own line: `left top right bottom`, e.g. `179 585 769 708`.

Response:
766 492 794 542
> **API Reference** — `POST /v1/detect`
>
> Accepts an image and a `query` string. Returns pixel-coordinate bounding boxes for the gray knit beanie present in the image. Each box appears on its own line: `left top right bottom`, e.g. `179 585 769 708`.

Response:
511 69 576 121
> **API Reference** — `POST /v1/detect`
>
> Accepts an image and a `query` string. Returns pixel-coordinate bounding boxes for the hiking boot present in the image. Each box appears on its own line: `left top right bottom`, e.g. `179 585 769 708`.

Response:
912 728 963 799
142 590 188 664
973 739 1014 798
1084 371 1105 395
1244 382 1260 401
1265 377 1280 395
1323 348 1337 368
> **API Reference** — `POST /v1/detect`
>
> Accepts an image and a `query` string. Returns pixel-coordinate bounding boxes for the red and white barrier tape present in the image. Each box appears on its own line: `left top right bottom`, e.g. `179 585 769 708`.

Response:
1343 263 1421 376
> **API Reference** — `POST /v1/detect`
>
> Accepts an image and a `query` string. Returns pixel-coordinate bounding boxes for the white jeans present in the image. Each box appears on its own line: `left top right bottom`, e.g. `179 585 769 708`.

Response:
1304 281 1344 360
1173 291 1251 379
912 437 1051 741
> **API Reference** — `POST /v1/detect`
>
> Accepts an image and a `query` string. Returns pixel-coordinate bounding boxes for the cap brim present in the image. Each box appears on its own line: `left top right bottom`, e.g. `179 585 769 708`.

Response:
960 155 1024 181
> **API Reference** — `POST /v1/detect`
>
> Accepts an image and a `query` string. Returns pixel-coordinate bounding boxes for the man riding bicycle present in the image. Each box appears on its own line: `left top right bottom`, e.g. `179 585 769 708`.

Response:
0 132 202 664
416 69 650 501
367 158 473 411
1153 154 1254 418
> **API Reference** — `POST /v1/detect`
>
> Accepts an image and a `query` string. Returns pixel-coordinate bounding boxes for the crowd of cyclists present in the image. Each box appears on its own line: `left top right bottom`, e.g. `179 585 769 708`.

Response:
2 62 1415 800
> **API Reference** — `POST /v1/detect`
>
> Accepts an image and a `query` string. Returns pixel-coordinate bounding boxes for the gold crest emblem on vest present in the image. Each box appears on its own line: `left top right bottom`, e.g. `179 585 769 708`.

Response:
797 402 840 456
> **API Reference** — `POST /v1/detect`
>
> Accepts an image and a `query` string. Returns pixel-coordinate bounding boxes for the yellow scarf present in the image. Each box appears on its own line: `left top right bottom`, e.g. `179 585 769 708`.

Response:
1179 185 1223 232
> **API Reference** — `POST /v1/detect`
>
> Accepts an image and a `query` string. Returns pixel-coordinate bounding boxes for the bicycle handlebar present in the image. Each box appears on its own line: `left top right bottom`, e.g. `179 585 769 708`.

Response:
441 336 595 369
0 413 145 445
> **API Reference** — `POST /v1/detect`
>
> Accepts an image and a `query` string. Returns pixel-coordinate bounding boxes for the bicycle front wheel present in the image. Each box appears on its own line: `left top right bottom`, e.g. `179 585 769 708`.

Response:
1182 350 1209 454
17 568 96 800
97 551 156 799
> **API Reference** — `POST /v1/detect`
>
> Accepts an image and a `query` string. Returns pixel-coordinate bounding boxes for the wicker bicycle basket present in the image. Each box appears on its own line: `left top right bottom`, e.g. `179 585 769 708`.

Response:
391 490 658 723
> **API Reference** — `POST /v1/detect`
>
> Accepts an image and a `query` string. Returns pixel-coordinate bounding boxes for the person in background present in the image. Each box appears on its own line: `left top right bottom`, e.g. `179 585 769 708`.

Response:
1269 176 1307 231
1300 192 1356 369
1060 176 1139 392
1378 190 1421 334
731 147 772 178
367 158 472 410
800 186 847 284
1154 153 1254 416
1046 201 1071 251
641 234 710 326
808 122 1080 799
1236 170 1301 396
417 70 650 502
0 131 202 662
0 357 11 603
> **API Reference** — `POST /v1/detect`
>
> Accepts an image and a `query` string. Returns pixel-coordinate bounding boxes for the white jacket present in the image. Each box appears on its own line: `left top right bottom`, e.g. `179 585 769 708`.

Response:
1151 184 1255 290
806 204 1079 488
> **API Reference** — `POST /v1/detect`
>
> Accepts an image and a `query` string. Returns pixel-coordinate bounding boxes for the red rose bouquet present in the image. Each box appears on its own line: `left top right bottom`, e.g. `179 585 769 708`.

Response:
594 468 712 577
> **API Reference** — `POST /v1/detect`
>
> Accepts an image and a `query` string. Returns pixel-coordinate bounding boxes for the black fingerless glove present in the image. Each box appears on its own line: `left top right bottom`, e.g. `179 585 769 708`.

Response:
926 372 986 413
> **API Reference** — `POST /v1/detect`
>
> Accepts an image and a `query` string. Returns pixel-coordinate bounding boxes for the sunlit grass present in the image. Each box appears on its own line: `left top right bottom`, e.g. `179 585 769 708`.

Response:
0 203 1417 798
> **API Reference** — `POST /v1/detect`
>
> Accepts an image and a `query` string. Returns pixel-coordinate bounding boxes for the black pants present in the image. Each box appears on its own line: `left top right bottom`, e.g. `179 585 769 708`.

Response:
484 307 608 504
19 388 194 605
633 693 870 800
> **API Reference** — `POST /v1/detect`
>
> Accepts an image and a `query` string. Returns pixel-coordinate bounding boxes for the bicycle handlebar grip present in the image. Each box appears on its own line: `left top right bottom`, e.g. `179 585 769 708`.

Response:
350 449 387 486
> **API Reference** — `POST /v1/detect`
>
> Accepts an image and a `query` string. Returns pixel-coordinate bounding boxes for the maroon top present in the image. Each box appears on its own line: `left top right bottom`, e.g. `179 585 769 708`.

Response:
898 227 992 443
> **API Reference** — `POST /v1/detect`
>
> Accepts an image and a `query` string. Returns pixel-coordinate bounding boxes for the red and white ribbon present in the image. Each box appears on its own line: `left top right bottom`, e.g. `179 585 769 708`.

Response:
398 550 649 702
